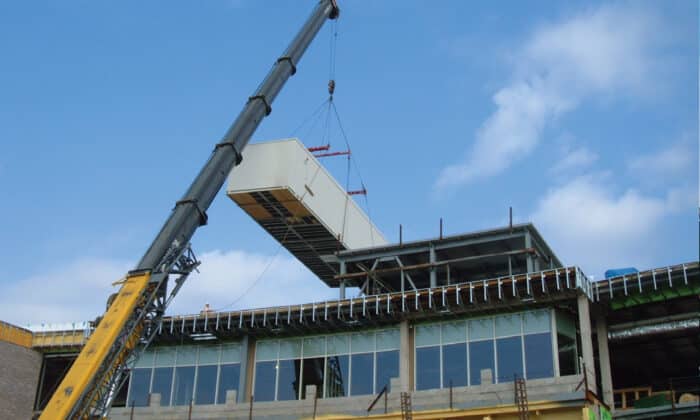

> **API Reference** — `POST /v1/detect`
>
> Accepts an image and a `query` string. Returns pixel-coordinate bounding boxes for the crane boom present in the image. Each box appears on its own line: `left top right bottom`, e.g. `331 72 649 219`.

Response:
40 1 339 418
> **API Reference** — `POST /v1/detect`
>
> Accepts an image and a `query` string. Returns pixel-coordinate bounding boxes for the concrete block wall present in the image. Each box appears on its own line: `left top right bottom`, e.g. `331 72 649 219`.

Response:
0 340 42 419
110 374 586 419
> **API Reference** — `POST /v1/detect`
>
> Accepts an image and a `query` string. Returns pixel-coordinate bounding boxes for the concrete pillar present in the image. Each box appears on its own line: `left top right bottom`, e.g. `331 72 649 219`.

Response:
480 368 493 385
525 232 534 273
399 320 413 392
429 245 437 288
577 294 597 394
148 393 161 407
339 261 346 300
239 335 256 403
596 315 614 408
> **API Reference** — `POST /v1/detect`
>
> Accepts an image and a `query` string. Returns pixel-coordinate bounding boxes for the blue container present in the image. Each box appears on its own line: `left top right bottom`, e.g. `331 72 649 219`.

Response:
604 267 638 279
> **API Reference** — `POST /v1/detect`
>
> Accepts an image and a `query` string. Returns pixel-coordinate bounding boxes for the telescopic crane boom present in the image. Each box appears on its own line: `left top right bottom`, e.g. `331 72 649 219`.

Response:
40 1 339 418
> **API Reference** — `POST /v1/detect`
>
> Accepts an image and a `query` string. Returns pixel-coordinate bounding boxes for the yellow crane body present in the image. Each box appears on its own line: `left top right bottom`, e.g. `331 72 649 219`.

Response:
40 272 151 420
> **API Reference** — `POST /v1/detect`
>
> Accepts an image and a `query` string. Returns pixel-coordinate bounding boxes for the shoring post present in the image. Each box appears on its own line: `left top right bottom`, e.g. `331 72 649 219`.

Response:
449 380 453 409
130 401 135 420
249 395 254 420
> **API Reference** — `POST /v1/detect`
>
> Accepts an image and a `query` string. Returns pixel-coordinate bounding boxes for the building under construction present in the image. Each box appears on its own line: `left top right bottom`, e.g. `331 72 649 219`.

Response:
1 139 698 420
1 2 698 419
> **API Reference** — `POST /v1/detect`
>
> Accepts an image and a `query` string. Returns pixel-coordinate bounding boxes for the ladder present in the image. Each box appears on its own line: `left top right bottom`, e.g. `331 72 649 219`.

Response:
514 377 529 420
400 392 413 420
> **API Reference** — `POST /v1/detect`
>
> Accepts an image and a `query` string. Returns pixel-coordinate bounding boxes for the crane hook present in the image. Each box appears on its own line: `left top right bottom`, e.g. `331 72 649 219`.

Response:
328 79 336 96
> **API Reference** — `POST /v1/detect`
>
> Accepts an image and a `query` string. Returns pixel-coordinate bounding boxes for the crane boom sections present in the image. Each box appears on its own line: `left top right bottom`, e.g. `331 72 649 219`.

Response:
40 1 339 418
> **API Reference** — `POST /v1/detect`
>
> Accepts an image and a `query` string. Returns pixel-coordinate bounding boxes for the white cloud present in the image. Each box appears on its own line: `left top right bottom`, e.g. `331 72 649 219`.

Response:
0 249 338 326
167 249 338 315
550 145 598 174
628 135 696 180
436 4 666 189
531 174 685 277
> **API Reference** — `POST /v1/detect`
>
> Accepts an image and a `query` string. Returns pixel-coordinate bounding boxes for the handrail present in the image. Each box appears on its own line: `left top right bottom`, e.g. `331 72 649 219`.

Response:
367 384 389 414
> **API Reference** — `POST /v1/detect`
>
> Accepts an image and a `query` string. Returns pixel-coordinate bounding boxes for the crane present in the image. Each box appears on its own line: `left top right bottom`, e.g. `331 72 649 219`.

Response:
39 1 340 418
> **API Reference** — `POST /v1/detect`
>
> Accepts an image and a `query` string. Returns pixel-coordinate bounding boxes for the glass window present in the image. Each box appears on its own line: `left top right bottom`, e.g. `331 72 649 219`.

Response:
301 357 324 399
376 329 400 351
415 323 440 347
325 355 349 398
495 314 521 337
327 334 349 355
152 367 173 406
469 340 494 386
194 365 217 405
176 347 197 366
350 353 374 395
221 344 241 364
173 366 195 405
415 346 440 390
303 337 326 358
198 346 220 365
469 318 493 341
376 350 399 392
155 347 176 367
557 332 578 375
351 332 374 353
135 351 155 368
256 340 278 361
277 359 300 400
217 364 240 404
254 361 276 402
556 311 579 376
523 310 550 334
496 336 523 382
128 368 151 407
442 321 466 344
279 339 302 360
442 343 467 387
525 333 553 379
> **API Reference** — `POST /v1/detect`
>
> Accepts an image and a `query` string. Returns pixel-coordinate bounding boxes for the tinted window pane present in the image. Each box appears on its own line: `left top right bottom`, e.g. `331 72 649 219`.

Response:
496 336 523 383
173 366 195 405
376 350 399 392
523 310 550 334
176 347 197 366
416 346 440 390
195 365 217 405
351 332 374 353
325 355 349 398
152 367 173 406
220 344 241 364
376 329 400 351
469 318 493 341
525 333 553 379
256 340 278 361
198 346 220 365
469 340 494 386
442 343 467 387
254 361 276 402
303 337 326 357
279 339 302 360
495 314 521 337
558 333 578 375
415 324 440 347
155 347 176 367
327 335 349 355
135 351 155 368
301 357 324 399
217 364 240 404
277 359 300 401
128 368 151 407
442 321 466 344
350 353 374 395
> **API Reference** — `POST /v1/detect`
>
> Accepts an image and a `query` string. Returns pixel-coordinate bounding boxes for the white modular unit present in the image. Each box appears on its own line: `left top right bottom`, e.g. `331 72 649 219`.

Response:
227 138 387 285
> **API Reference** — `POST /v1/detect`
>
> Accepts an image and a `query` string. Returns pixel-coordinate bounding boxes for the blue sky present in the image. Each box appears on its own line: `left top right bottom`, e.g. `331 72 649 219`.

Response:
0 1 697 325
